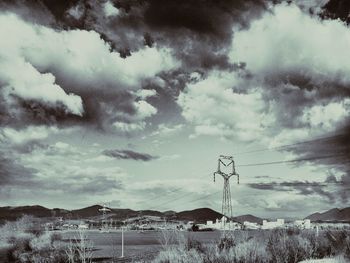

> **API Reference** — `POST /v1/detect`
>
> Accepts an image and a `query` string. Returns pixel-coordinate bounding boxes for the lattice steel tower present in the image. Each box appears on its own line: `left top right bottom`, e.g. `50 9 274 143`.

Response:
99 204 111 231
213 155 239 219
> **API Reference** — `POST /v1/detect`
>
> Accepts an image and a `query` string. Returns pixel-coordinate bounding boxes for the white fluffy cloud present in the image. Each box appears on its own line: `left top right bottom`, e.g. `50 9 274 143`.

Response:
135 89 157 99
15 18 178 91
226 3 350 144
178 71 274 141
0 56 83 116
0 12 179 127
0 126 58 145
178 3 350 144
230 3 350 86
134 100 157 120
301 99 350 131
104 1 120 17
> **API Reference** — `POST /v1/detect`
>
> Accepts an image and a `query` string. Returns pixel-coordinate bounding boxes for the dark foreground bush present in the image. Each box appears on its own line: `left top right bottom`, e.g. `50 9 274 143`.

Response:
186 237 206 254
5 232 66 263
217 234 236 251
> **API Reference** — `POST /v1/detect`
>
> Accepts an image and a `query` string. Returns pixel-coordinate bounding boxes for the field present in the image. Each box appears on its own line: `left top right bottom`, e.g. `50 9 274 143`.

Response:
61 230 223 261
1 217 350 263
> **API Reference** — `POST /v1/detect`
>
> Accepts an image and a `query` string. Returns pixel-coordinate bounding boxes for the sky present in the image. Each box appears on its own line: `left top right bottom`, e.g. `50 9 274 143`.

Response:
0 0 349 218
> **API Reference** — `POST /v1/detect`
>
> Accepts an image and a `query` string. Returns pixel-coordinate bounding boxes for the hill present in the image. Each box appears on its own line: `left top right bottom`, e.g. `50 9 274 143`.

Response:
233 214 263 224
0 205 52 221
0 205 224 223
306 207 350 222
176 208 223 223
71 205 105 218
0 205 267 224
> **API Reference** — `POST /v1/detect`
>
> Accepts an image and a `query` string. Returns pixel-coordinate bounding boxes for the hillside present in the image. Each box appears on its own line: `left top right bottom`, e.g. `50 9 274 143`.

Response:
176 208 223 223
0 205 52 221
233 214 263 224
0 205 224 223
306 207 350 222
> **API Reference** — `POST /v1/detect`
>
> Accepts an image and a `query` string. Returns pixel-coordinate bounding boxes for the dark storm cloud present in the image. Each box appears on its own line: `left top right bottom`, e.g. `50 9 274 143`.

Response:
247 132 350 204
142 0 268 71
321 0 350 24
0 93 82 129
248 178 336 203
0 0 56 25
282 129 350 202
60 0 268 70
41 175 124 195
102 149 157 161
0 153 36 187
0 0 87 27
144 0 266 35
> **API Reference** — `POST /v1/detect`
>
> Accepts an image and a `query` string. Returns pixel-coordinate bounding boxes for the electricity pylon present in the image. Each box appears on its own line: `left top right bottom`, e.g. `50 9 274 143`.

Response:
213 155 239 221
99 204 111 231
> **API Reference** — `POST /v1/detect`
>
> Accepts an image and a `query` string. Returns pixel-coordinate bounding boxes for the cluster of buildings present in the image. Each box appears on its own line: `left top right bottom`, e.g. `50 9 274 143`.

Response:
203 216 319 231
43 214 350 232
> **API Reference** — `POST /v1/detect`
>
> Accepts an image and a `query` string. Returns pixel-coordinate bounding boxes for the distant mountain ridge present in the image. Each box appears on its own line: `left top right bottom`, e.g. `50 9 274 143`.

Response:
305 207 350 222
3 205 349 224
0 205 225 223
233 214 263 224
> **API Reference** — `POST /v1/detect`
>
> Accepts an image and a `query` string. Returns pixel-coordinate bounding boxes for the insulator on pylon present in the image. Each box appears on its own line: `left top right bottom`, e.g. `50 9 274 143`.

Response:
237 174 240 184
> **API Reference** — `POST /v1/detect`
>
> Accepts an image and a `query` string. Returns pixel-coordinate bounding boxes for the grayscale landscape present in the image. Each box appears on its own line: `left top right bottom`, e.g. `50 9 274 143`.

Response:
0 0 350 262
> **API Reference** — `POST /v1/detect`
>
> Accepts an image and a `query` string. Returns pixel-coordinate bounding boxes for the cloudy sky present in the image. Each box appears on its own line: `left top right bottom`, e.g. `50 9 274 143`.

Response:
0 0 349 218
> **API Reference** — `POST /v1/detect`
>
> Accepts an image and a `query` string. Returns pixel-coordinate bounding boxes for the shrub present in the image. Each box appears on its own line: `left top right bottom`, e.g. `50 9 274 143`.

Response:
266 229 313 263
30 232 53 251
234 239 269 263
185 237 206 254
65 230 93 263
218 233 236 251
303 231 332 258
153 248 203 263
344 236 350 260
152 229 350 263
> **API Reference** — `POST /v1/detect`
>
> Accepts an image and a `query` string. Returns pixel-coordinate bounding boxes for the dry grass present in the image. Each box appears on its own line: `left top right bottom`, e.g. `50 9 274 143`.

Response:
147 228 350 263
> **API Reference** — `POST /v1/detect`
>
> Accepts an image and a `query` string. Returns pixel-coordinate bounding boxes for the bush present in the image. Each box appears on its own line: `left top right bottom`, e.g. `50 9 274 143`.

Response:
2 217 67 263
344 236 350 260
151 229 350 263
30 232 52 251
218 233 236 251
233 239 269 263
265 229 314 263
185 237 205 254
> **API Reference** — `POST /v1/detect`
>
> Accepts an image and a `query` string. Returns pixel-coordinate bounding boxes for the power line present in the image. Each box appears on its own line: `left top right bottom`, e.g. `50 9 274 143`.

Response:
246 184 350 187
146 191 198 211
172 190 221 209
237 153 347 167
233 134 344 155
136 187 183 207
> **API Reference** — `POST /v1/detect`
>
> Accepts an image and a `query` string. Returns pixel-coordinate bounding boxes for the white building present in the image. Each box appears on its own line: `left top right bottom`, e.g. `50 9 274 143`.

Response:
78 223 89 229
294 219 311 229
262 219 284 229
243 221 260 229
206 216 241 230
